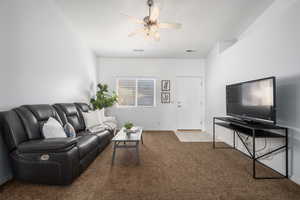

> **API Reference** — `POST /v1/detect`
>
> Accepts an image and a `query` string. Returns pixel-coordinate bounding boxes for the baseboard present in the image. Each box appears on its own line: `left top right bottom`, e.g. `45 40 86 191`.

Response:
143 130 175 133
177 129 202 131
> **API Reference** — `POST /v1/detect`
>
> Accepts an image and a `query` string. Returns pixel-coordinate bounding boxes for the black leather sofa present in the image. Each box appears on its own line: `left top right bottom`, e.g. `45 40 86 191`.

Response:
0 103 115 185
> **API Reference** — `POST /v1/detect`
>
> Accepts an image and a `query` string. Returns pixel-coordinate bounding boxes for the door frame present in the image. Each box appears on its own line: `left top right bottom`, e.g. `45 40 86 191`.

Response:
175 75 205 131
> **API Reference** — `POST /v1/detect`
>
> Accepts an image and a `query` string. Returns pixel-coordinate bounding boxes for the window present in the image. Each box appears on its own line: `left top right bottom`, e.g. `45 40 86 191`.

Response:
117 78 156 107
117 80 136 106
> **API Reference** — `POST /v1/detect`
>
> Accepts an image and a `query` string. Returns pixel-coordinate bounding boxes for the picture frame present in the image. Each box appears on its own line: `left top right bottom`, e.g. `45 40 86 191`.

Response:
161 92 170 104
161 80 170 91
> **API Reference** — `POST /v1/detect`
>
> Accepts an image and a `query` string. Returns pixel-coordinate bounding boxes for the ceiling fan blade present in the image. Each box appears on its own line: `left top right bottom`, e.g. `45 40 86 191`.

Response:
150 24 159 32
146 30 160 41
128 28 146 37
154 32 160 41
149 6 159 22
121 13 144 24
159 22 182 29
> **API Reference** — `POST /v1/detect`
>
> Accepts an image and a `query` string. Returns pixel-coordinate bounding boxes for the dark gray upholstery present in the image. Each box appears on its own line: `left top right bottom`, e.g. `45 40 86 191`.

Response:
18 138 77 153
53 103 85 132
76 135 98 159
55 103 115 147
74 103 91 130
0 110 28 151
0 102 113 185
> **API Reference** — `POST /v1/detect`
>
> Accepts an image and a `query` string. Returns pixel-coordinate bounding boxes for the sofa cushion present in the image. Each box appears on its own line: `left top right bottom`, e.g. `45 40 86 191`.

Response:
60 104 78 116
15 105 62 140
94 130 112 141
76 135 98 159
54 104 85 132
27 105 61 122
74 103 91 130
74 103 91 113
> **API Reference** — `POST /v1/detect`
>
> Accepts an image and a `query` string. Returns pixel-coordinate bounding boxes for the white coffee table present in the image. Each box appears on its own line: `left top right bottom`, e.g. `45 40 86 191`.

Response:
111 127 143 165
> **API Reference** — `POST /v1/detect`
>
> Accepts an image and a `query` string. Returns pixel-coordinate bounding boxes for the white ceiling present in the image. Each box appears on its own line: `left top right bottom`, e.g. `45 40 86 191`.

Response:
55 0 274 58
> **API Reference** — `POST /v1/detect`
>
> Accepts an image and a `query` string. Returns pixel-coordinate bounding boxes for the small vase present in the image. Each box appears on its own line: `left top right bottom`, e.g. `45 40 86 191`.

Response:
125 129 131 136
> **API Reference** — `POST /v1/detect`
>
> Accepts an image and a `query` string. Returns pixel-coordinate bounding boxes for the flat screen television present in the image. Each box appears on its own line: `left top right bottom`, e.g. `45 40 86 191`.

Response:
226 77 276 124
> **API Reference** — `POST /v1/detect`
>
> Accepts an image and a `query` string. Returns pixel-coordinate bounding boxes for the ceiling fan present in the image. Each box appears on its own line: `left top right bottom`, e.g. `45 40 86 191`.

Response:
123 0 182 41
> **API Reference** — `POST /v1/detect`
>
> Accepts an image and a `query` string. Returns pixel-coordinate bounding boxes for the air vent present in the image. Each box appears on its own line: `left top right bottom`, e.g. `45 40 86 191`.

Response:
186 49 197 53
133 49 144 52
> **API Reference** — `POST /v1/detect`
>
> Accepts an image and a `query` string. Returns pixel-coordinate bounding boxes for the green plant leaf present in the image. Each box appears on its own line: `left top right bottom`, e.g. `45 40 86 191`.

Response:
90 83 118 110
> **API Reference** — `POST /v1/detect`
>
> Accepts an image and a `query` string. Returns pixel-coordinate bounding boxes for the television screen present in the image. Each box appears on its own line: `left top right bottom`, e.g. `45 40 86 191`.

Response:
226 77 276 124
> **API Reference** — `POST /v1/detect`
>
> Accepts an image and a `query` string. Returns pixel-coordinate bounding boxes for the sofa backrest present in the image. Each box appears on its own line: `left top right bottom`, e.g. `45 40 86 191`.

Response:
0 103 88 151
0 104 63 151
53 103 85 132
16 105 63 140
74 103 91 113
0 110 28 151
74 103 91 130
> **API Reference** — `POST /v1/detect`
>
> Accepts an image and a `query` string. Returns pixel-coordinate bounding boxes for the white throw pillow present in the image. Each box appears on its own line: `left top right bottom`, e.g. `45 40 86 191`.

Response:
42 117 67 138
97 109 105 123
82 111 101 129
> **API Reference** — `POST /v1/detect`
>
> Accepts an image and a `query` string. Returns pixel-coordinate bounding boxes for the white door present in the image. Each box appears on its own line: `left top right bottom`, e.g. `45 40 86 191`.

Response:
176 76 204 130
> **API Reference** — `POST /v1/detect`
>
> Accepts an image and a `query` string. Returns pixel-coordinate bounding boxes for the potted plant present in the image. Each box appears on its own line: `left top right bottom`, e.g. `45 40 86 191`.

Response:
124 122 134 135
90 83 118 110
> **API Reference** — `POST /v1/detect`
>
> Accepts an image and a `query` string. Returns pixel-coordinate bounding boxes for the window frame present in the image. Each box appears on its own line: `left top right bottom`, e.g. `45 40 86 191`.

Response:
116 77 156 108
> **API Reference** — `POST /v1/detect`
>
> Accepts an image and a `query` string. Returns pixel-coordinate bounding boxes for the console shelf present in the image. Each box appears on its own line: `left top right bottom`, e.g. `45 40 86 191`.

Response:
215 122 285 138
213 117 288 179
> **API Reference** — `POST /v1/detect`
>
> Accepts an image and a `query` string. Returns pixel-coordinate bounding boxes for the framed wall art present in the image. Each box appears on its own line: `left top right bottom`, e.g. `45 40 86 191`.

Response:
161 80 170 91
161 92 170 104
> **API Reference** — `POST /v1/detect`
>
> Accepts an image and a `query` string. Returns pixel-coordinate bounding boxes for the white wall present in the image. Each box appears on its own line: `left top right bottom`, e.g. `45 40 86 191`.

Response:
98 58 205 131
205 0 300 184
0 0 97 111
0 0 97 185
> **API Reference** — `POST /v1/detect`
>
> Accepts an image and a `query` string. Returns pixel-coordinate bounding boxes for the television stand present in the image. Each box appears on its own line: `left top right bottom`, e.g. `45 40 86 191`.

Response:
213 117 288 179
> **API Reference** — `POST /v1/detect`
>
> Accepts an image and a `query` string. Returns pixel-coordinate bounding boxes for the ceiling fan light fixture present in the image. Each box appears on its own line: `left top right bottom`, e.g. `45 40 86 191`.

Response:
123 0 181 41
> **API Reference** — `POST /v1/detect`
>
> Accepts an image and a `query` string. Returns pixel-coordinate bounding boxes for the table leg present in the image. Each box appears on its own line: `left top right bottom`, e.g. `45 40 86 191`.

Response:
213 118 215 148
233 131 236 148
141 134 144 144
286 128 289 178
252 129 256 178
136 141 140 164
112 142 117 165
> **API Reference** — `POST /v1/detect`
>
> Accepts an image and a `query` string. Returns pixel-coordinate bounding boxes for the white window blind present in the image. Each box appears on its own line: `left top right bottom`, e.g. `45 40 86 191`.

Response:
137 80 155 106
117 78 156 107
117 80 136 106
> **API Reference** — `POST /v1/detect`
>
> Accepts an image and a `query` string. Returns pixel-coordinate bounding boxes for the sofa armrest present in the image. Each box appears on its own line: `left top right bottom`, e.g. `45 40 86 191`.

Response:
18 138 78 153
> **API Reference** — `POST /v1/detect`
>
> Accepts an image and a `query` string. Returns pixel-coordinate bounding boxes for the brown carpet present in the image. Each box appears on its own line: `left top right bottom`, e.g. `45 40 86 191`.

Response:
1 131 300 200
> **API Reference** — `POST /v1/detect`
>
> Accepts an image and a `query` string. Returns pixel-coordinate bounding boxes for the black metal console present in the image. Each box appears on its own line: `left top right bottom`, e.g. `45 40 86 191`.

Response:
213 117 288 179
